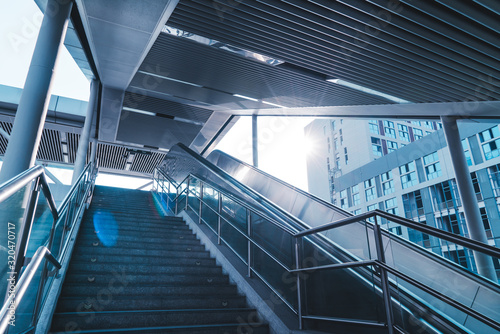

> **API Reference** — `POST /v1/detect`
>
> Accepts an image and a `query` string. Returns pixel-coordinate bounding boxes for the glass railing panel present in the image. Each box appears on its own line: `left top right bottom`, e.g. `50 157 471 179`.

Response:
252 244 297 309
167 180 177 204
0 182 33 298
187 178 200 213
8 258 45 333
381 231 500 331
388 275 486 334
220 195 248 261
303 265 384 323
25 188 54 258
49 208 67 260
250 212 294 268
322 220 374 261
220 195 247 233
203 185 219 211
201 203 218 231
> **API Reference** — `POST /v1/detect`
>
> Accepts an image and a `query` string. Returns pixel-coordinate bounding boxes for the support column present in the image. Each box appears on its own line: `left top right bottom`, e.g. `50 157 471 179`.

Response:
441 116 497 281
72 79 98 184
90 138 97 166
252 114 258 168
0 0 73 184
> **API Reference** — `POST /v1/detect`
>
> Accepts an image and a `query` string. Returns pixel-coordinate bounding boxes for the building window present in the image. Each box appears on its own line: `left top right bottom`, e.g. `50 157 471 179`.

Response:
444 249 471 270
334 138 339 150
437 213 464 235
399 162 418 189
369 120 379 134
331 120 336 131
339 129 343 145
402 190 424 219
387 140 398 153
353 209 362 215
398 124 410 142
339 189 348 209
480 207 493 238
462 139 473 166
423 152 442 180
389 226 402 236
479 126 500 160
413 128 423 141
411 121 421 126
385 197 398 215
364 178 377 201
381 171 395 195
471 172 482 200
351 185 360 206
366 203 378 222
488 164 500 197
424 121 434 129
430 180 461 211
384 121 396 139
371 137 383 157
344 147 348 164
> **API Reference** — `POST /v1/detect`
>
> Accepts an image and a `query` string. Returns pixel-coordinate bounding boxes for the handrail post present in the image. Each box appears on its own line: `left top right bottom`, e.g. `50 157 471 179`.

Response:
13 177 41 284
185 177 190 211
199 182 203 224
294 237 303 330
247 209 252 277
373 216 394 334
217 191 222 245
175 185 179 215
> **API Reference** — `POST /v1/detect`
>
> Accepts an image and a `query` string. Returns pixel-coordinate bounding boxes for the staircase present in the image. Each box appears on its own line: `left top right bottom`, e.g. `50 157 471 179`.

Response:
50 186 269 333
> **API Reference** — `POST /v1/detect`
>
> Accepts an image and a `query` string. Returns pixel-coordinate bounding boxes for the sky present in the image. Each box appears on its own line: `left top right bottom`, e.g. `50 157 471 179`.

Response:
0 0 316 192
216 116 315 191
0 0 90 101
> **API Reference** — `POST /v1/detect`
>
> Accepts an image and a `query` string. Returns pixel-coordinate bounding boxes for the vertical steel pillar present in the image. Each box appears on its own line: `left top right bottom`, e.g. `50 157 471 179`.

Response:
252 114 259 168
0 0 73 183
441 116 497 281
72 79 98 184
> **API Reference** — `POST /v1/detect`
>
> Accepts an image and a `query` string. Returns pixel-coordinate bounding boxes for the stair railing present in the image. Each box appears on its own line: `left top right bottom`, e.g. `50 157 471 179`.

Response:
153 167 500 333
0 161 98 333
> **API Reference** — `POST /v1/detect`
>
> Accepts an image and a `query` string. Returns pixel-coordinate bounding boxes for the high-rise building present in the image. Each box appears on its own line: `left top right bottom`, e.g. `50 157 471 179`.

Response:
305 119 500 277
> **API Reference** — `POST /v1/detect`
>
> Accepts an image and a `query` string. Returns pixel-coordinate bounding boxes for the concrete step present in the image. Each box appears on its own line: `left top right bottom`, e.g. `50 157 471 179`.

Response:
55 294 247 313
65 262 223 276
62 272 229 286
51 309 265 332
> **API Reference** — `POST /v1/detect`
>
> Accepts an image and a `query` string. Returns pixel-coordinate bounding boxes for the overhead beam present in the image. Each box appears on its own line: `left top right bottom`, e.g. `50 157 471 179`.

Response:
231 100 500 119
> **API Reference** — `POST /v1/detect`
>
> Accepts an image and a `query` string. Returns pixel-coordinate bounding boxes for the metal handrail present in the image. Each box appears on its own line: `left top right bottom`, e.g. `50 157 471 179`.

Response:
154 150 500 333
156 168 297 235
160 144 314 231
0 246 61 333
0 162 97 333
0 166 58 221
295 209 500 259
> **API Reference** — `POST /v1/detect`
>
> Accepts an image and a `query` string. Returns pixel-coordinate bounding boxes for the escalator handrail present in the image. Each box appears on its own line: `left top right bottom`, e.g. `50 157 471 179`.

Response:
163 144 316 231
295 209 500 259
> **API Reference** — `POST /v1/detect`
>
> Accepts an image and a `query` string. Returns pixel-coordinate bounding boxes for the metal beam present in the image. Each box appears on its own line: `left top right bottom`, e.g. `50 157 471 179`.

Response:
232 100 500 119
252 114 258 167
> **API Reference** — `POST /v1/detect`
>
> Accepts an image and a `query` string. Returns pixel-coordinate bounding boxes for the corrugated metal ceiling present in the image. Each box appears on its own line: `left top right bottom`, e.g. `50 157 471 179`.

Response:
164 0 499 104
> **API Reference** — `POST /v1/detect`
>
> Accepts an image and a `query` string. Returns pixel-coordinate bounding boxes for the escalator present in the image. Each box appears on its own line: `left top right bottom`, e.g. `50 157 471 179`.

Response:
155 143 500 334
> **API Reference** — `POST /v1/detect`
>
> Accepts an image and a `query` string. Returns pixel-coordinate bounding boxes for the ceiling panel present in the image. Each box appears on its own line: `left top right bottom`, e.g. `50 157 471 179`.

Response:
163 0 500 104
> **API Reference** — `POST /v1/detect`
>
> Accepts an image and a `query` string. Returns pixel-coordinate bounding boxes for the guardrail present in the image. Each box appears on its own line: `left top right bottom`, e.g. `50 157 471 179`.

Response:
0 161 98 333
153 167 500 333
